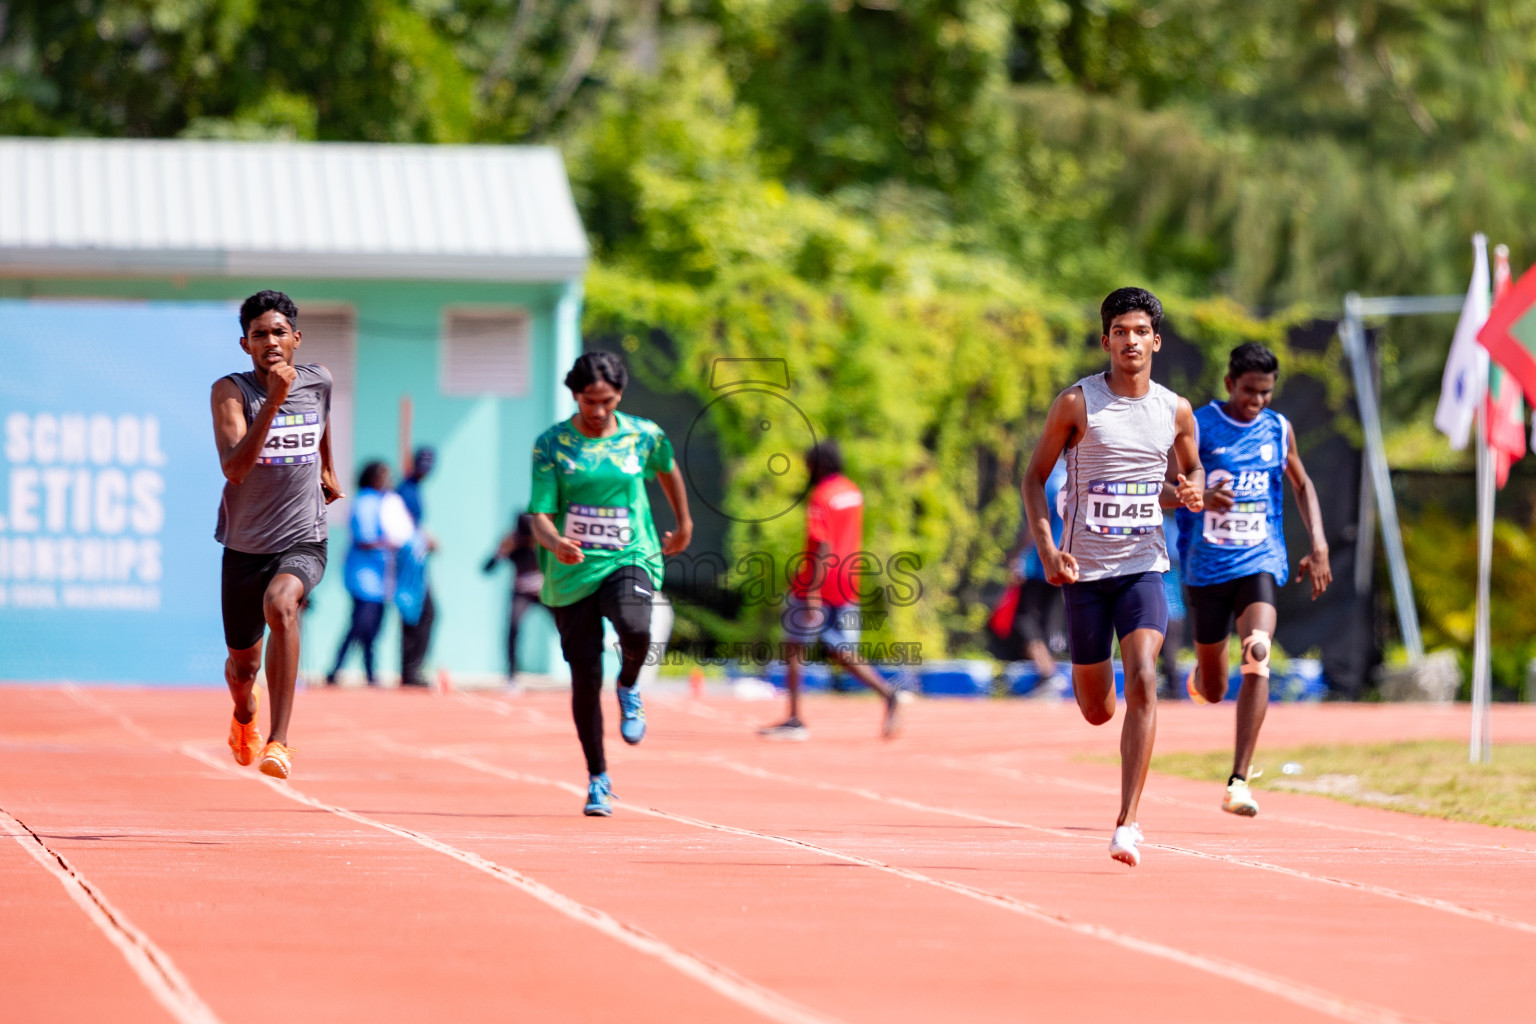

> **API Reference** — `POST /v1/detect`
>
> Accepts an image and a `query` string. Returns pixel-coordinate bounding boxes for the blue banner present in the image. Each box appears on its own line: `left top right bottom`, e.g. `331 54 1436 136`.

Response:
0 301 243 684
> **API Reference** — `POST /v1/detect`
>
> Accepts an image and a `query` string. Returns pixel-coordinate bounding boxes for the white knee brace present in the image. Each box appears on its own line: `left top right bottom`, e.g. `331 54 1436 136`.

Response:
1240 630 1271 679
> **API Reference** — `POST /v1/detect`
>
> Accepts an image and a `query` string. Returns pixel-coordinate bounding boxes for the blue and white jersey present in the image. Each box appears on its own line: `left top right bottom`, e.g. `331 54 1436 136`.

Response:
1176 403 1290 587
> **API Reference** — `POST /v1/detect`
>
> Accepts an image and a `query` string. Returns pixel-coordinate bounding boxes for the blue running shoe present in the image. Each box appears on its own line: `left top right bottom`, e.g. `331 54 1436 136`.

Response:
583 773 613 817
617 685 646 745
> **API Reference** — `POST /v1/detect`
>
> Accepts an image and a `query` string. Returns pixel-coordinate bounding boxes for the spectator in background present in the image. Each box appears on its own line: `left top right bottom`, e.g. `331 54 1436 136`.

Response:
328 461 405 686
1005 457 1070 698
397 446 437 688
483 511 546 687
1160 517 1189 698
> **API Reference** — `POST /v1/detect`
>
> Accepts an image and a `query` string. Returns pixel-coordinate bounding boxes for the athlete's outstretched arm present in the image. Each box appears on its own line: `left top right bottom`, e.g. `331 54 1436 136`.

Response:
1023 388 1083 585
655 464 693 556
211 374 289 485
1284 428 1332 599
1161 398 1204 511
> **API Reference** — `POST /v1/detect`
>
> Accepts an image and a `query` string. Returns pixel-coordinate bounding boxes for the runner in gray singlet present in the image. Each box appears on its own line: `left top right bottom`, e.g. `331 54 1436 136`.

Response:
1060 372 1179 579
1022 287 1204 868
215 363 332 553
210 290 343 781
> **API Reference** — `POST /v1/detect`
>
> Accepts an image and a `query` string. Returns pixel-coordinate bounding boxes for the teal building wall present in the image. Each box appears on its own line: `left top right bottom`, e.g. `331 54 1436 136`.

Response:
0 274 580 683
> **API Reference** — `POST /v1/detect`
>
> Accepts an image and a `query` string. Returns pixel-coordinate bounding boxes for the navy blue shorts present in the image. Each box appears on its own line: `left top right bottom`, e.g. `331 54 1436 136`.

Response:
1062 571 1168 666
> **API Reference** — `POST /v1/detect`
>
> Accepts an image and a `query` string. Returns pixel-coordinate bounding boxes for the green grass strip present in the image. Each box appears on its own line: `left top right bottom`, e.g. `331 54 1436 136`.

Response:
1152 740 1536 831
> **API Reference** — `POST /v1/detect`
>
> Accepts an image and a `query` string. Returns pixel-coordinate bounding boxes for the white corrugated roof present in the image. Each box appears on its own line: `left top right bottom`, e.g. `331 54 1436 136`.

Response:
0 137 588 281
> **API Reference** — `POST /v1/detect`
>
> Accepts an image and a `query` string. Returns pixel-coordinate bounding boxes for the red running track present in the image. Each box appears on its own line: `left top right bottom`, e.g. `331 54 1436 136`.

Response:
2 684 1534 1023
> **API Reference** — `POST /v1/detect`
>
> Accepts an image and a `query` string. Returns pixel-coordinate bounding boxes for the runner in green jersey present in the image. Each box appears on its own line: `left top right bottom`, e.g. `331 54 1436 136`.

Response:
528 352 693 816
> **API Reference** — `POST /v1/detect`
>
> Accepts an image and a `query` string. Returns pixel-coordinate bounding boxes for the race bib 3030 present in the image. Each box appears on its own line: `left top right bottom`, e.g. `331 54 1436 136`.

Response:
566 504 633 550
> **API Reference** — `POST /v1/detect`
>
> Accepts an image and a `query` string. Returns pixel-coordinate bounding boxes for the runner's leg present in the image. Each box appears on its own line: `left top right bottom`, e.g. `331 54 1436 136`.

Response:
226 642 262 725
1231 586 1278 780
598 568 653 690
262 573 307 746
826 649 895 700
780 595 822 723
552 594 606 775
221 548 269 720
1187 581 1234 703
1116 627 1163 827
1110 572 1169 828
1064 579 1117 726
784 643 806 721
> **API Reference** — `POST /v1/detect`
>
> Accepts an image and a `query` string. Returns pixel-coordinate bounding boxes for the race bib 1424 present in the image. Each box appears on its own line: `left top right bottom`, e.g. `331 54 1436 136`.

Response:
1203 501 1268 547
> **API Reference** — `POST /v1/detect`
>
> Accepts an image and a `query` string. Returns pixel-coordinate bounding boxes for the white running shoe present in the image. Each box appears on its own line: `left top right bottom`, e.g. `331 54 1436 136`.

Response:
1222 777 1260 817
1108 823 1143 867
757 718 810 741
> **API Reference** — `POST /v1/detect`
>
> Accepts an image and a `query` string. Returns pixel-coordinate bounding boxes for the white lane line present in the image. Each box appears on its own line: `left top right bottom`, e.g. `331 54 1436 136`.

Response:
693 755 1536 938
177 745 843 1024
397 742 1429 1024
0 807 224 1024
941 755 1536 858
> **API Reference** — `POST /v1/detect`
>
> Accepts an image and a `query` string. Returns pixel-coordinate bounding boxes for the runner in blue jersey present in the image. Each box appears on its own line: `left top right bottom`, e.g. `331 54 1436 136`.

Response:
1176 342 1331 817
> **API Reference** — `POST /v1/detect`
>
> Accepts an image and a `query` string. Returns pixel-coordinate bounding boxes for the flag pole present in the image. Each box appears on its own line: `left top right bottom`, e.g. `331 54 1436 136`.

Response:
1471 406 1494 763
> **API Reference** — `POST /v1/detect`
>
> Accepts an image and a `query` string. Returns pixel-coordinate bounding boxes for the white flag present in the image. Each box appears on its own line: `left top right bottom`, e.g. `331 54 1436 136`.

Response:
1435 234 1491 449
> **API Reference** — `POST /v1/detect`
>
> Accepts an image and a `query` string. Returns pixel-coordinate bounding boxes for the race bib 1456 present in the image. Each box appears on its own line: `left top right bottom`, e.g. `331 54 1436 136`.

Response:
257 411 321 466
1084 481 1163 535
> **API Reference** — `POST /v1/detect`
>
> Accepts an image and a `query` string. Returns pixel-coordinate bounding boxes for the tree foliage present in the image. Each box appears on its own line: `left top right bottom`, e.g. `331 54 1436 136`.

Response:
4 1 1532 657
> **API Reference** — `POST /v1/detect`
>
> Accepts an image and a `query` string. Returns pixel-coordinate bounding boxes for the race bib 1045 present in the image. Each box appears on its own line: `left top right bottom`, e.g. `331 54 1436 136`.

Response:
1203 501 1268 547
257 411 321 466
1084 481 1163 535
566 504 633 550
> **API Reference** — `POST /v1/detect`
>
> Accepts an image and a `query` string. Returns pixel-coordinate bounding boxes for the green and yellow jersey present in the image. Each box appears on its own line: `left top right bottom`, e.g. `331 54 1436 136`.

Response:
528 411 675 607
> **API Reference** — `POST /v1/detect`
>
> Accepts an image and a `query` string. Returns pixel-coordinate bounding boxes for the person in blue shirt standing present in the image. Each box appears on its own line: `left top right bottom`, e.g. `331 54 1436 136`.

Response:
328 461 396 686
1010 457 1069 697
1178 343 1332 817
1158 516 1194 698
396 446 437 688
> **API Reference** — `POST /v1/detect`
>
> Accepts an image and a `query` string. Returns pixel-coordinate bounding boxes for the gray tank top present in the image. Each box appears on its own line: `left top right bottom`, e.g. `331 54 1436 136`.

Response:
214 364 332 553
1061 373 1178 580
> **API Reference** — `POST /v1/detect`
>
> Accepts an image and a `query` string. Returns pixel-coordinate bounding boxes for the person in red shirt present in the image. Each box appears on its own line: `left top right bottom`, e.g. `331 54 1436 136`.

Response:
759 441 902 740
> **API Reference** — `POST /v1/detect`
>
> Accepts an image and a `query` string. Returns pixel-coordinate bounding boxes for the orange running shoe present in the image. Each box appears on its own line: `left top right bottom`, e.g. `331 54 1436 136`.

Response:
227 686 263 766
257 740 293 780
1185 665 1211 705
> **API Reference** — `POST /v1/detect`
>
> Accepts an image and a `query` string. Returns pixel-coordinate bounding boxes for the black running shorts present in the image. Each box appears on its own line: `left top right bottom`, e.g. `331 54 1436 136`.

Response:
221 542 328 650
1185 572 1277 646
1062 571 1168 666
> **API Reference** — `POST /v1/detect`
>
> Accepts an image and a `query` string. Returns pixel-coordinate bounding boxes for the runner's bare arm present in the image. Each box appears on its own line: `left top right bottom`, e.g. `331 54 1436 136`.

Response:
318 420 344 504
211 376 284 485
1163 398 1204 511
655 464 693 556
529 512 584 565
1284 427 1332 599
1023 388 1083 585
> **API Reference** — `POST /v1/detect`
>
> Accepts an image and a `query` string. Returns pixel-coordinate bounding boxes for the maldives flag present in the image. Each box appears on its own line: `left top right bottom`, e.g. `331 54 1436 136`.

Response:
1480 246 1527 487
